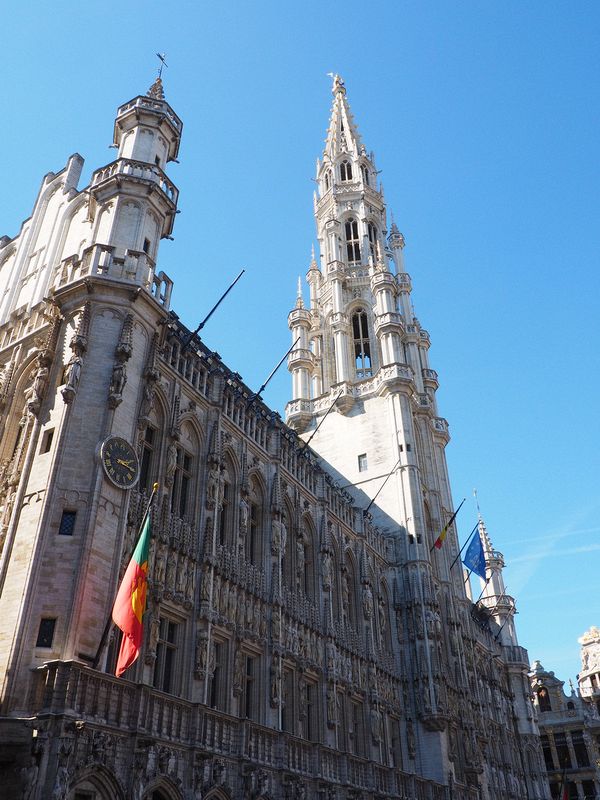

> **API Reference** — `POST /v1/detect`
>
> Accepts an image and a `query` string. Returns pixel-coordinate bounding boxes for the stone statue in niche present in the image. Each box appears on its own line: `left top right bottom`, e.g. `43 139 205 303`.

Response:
28 363 49 415
62 353 83 401
20 756 39 800
107 360 127 408
165 440 177 488
322 551 332 590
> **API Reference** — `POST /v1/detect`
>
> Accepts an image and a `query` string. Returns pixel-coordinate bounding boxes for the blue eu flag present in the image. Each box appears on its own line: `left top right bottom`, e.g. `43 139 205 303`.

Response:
463 529 486 579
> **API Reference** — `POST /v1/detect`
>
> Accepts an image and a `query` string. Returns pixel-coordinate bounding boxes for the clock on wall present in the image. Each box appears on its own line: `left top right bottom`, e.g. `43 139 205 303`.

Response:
100 436 140 489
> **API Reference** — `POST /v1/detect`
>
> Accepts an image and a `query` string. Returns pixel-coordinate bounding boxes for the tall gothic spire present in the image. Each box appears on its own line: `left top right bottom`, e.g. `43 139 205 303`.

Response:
323 74 363 160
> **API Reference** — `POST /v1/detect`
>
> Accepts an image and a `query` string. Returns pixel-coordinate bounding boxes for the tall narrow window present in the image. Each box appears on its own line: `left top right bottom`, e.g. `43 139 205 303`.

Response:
352 310 372 378
171 447 192 519
153 617 180 694
324 171 331 191
36 618 56 648
572 730 590 767
282 668 295 733
209 639 228 711
241 654 257 720
340 160 352 182
367 222 378 261
361 164 370 186
301 681 317 741
139 426 156 491
345 218 361 264
58 510 76 536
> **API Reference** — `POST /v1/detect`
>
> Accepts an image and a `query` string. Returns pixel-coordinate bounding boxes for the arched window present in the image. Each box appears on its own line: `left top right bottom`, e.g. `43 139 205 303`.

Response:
340 160 352 182
345 218 361 263
352 310 372 378
324 171 331 191
170 445 192 519
367 222 378 261
537 686 552 712
361 164 370 186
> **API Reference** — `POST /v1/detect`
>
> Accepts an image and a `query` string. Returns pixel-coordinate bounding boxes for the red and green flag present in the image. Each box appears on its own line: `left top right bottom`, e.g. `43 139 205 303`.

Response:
112 509 152 677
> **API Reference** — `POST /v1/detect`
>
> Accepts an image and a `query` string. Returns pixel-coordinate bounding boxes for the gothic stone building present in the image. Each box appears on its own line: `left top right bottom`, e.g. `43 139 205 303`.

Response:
0 76 549 799
531 627 600 799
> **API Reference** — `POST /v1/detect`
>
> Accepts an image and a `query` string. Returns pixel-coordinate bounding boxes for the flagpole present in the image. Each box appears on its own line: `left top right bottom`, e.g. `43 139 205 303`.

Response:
92 482 159 670
298 389 343 454
429 498 465 553
448 522 479 570
181 270 245 350
247 338 300 404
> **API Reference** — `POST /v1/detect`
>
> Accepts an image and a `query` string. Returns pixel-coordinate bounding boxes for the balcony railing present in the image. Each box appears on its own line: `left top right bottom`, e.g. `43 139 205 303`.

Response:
30 660 468 797
91 158 179 206
51 244 173 310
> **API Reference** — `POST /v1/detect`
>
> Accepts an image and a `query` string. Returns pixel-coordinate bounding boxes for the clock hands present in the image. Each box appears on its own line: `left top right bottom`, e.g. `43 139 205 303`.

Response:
116 458 134 468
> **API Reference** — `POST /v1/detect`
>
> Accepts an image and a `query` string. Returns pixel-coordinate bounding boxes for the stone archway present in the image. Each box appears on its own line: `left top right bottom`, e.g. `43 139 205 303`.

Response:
67 763 126 800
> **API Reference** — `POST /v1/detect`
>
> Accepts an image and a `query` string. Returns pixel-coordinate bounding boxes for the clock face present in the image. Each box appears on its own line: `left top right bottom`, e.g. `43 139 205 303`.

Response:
100 436 140 489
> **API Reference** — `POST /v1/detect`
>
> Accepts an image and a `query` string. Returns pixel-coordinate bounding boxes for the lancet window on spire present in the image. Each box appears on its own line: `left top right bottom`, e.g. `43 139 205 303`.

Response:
345 218 361 264
324 171 331 191
352 310 372 378
340 160 353 182
361 165 370 186
367 222 379 261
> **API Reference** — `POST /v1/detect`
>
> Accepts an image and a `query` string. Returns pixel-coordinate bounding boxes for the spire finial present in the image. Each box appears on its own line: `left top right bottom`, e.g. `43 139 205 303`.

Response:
147 53 167 100
295 276 304 308
156 52 168 79
327 72 346 95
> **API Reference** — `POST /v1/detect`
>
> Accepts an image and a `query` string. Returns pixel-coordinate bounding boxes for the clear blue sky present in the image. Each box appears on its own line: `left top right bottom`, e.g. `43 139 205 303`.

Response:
2 1 599 684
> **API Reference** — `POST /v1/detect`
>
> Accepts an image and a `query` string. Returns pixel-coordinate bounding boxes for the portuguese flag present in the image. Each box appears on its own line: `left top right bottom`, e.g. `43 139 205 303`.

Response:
112 509 152 677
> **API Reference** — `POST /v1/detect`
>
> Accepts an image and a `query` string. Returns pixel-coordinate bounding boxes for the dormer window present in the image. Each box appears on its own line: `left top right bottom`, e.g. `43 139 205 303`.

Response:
345 218 361 264
352 309 372 378
361 165 370 186
340 160 352 182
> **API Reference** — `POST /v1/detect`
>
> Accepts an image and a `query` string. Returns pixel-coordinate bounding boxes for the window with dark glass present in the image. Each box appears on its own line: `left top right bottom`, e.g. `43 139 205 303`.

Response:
350 701 364 756
345 218 361 263
324 171 331 191
368 222 378 261
171 447 192 519
537 686 552 712
352 310 372 378
282 668 294 733
541 734 555 771
572 730 590 767
582 781 596 799
241 654 258 720
554 732 572 769
58 510 76 536
209 639 227 711
361 164 369 186
340 160 352 182
153 617 180 694
301 680 317 741
36 618 56 648
139 426 156 491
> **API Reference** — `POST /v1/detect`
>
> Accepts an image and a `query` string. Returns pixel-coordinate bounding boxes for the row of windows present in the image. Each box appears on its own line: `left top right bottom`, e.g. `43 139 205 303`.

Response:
541 730 591 770
323 161 372 189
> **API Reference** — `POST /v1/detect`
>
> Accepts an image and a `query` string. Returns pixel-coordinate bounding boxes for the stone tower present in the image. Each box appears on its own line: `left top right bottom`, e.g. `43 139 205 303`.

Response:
0 76 181 714
287 74 548 795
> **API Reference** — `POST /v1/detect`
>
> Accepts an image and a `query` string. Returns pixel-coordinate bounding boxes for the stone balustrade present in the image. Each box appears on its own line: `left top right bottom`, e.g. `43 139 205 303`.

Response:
52 244 173 309
116 95 183 133
91 157 179 205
